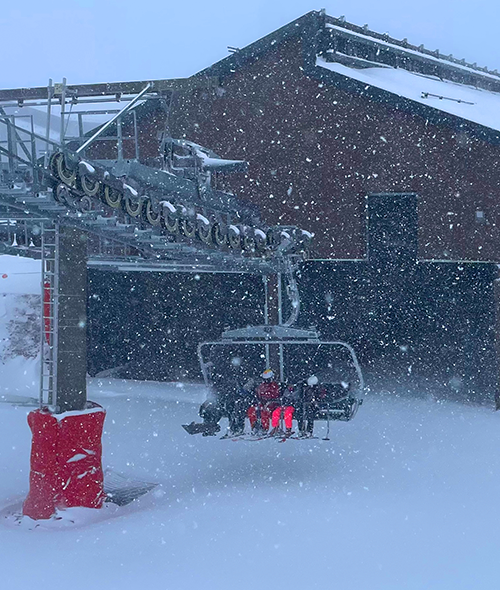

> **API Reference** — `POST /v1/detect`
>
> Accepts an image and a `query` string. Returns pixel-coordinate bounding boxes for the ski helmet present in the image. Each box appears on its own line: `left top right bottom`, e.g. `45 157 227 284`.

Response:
307 375 319 386
262 369 274 380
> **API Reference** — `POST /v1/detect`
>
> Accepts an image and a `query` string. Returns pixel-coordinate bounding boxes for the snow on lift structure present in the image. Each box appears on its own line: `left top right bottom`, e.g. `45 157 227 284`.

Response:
0 79 312 275
44 93 314 272
197 258 365 424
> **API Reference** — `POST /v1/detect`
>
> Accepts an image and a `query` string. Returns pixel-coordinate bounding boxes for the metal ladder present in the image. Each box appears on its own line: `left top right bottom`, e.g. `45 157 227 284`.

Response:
39 221 59 408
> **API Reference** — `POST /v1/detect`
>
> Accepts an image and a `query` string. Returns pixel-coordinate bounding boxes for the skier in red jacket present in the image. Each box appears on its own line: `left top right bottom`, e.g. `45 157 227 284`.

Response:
247 369 281 434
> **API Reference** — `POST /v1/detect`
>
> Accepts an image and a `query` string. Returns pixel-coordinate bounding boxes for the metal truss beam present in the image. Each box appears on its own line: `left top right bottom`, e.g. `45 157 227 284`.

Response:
0 77 220 103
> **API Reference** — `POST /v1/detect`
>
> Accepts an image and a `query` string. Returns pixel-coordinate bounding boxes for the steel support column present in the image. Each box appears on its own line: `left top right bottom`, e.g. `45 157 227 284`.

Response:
264 274 284 379
494 276 500 410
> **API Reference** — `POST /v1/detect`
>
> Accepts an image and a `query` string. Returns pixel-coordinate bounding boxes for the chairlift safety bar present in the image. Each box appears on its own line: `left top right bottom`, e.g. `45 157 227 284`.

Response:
197 338 365 392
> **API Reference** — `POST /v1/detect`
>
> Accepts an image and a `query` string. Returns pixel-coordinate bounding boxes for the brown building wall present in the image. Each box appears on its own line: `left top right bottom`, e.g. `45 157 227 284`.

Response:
159 35 500 262
86 102 167 162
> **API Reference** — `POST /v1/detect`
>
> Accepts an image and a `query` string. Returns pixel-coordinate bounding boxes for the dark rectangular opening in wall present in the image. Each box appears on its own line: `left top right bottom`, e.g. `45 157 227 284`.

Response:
367 192 418 267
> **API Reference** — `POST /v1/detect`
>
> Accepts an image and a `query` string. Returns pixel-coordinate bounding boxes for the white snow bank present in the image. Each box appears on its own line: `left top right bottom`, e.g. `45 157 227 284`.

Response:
89 377 208 405
0 356 39 401
317 56 500 132
0 255 40 295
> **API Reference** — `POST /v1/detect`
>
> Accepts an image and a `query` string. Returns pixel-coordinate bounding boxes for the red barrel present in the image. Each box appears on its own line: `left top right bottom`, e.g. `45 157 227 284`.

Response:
23 402 106 520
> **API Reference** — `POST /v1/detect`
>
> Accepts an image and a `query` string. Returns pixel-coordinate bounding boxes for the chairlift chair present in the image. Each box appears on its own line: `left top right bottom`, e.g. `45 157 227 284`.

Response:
197 324 365 425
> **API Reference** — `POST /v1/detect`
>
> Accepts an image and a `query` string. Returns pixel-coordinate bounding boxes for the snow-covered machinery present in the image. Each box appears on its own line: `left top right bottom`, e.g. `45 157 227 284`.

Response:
0 80 312 274
47 136 312 261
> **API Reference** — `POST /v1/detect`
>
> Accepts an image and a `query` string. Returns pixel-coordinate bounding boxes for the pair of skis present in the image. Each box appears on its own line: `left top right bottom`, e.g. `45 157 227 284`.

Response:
221 430 322 442
220 431 283 442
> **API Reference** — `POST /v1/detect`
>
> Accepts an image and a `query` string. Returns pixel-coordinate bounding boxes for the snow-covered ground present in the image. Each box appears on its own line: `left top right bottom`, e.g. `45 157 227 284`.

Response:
2 378 500 590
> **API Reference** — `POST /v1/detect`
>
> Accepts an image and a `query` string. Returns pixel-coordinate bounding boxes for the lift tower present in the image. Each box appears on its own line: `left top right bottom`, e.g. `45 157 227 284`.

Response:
0 77 312 519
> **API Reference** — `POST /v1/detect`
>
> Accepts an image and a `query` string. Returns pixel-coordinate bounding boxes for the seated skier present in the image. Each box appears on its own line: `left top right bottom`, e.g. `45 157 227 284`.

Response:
296 374 326 437
247 369 281 435
269 383 298 437
226 378 256 435
191 397 222 436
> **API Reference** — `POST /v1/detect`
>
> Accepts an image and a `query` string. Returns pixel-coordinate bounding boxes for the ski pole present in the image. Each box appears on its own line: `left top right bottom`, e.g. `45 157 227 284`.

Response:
323 402 330 441
279 393 284 434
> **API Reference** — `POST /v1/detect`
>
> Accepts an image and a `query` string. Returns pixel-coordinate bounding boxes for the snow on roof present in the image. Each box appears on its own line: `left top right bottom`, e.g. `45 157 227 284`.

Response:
325 23 500 83
317 56 500 133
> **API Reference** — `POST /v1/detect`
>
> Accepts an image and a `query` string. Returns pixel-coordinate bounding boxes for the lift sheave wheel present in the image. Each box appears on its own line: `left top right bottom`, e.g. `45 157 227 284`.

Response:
43 148 312 261
124 196 143 217
54 153 76 186
243 234 256 252
144 199 161 226
55 183 71 205
162 210 179 233
79 174 100 197
212 223 227 246
103 185 122 208
198 219 213 244
181 217 196 238
266 228 280 248
78 195 93 213
254 231 266 252
228 227 242 249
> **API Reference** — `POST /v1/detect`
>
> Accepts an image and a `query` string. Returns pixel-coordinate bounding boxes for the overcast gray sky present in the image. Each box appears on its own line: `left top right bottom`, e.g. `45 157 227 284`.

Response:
2 0 499 89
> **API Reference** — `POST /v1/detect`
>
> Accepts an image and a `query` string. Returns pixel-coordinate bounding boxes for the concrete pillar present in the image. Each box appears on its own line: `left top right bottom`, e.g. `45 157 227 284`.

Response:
56 226 88 413
23 225 105 520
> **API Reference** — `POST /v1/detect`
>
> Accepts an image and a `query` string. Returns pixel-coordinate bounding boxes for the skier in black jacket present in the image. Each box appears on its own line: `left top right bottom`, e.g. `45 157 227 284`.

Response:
194 376 255 436
226 378 256 435
295 375 326 437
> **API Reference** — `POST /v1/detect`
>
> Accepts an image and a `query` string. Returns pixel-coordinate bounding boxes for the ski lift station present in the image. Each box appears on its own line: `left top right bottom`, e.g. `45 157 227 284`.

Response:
2 9 500 519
